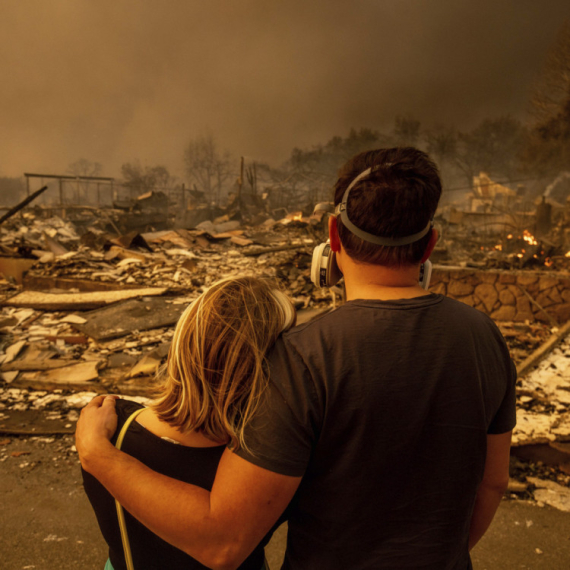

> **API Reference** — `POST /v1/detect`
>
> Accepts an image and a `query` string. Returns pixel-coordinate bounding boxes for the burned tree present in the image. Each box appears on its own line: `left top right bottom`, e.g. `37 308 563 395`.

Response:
424 124 458 190
393 115 421 147
67 158 103 178
183 134 233 205
523 20 570 175
120 161 174 196
454 116 525 187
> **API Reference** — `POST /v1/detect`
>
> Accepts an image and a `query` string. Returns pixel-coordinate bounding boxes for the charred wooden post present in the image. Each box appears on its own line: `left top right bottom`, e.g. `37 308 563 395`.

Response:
536 196 552 236
0 185 48 225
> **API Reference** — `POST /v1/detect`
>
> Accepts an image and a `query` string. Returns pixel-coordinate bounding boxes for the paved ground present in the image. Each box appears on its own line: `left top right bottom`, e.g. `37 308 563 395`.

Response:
1 434 569 570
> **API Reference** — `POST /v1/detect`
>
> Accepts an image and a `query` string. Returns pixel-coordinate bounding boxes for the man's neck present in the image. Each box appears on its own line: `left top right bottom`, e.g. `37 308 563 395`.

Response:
341 259 430 302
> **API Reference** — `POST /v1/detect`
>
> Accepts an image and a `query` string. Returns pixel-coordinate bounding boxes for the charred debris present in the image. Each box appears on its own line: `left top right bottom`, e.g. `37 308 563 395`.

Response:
1 170 570 395
1 172 570 503
0 181 333 397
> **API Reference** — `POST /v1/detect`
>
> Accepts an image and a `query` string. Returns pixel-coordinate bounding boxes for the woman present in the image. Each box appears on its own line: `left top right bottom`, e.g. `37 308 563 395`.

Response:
82 276 296 570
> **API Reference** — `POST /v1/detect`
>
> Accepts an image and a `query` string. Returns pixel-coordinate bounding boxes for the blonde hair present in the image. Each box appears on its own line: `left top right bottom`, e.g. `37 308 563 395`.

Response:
151 276 295 452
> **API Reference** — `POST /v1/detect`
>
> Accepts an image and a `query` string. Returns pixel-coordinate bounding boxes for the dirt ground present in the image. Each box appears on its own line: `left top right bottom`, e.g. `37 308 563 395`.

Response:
1 433 570 570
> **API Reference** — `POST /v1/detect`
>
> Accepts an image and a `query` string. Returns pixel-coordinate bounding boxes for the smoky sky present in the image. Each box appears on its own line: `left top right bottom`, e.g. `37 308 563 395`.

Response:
1 0 570 182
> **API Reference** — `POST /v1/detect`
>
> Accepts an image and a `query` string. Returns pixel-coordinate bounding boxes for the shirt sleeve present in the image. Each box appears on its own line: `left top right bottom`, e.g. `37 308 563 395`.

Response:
234 335 320 477
487 357 517 434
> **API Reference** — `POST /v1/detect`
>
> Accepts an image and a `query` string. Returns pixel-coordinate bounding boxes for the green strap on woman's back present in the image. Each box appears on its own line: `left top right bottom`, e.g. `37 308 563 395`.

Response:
114 407 145 570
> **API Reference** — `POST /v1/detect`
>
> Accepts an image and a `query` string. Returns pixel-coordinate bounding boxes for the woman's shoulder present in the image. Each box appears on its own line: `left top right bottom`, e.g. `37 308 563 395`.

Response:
116 397 145 415
111 398 146 442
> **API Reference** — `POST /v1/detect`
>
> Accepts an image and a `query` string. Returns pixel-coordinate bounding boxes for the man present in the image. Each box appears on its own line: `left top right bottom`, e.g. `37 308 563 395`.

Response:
77 147 516 570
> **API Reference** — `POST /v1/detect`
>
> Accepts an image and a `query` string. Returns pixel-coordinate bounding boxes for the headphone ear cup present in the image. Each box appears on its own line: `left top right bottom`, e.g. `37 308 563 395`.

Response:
419 259 433 290
311 242 327 288
311 241 342 288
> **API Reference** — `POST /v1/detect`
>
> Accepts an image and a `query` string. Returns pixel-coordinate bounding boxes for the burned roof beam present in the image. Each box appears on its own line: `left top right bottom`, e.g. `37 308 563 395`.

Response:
24 173 115 182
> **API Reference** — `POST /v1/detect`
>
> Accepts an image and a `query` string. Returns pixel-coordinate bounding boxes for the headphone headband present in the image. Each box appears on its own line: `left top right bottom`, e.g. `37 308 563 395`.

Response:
334 166 433 246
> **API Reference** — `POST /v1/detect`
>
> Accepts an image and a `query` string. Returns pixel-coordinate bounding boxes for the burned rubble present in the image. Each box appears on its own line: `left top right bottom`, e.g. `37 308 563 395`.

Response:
0 209 334 396
1 172 570 509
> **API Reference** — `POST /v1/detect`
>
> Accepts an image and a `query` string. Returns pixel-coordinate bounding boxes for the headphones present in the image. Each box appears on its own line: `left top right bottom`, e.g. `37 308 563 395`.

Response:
310 166 434 290
310 240 343 289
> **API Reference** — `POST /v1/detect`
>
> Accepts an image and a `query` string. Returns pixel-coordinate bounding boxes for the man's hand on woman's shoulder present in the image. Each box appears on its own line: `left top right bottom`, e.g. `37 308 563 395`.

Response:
75 395 119 472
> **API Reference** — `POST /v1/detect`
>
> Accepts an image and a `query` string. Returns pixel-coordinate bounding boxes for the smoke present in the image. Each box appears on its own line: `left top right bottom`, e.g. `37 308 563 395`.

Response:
0 0 569 181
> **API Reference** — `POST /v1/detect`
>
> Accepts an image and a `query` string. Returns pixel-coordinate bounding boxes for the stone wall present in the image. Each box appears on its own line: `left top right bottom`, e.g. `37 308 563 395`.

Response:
430 266 570 324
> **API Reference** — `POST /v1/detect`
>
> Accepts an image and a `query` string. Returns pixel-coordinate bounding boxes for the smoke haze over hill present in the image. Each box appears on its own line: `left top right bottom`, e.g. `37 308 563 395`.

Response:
1 0 570 181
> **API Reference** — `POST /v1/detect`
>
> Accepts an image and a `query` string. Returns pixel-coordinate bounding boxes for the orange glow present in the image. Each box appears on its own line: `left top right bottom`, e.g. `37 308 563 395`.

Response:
565 251 570 258
544 257 554 267
507 234 513 239
516 253 523 258
522 230 538 246
494 244 503 251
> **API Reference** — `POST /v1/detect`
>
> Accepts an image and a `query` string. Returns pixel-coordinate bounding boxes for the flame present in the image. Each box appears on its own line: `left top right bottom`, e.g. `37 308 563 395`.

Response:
507 234 513 239
516 253 523 258
494 244 502 251
522 230 538 246
544 257 554 267
565 251 570 258
292 213 303 221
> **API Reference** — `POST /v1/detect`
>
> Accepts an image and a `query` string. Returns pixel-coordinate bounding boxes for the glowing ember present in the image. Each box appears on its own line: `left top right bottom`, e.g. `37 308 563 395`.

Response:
522 230 538 246
292 213 303 221
494 244 502 251
516 253 523 258
566 251 570 258
507 234 513 239
544 257 554 267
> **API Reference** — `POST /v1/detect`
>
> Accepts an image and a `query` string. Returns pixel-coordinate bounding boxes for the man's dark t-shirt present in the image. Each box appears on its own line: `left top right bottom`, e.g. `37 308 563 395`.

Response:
236 294 516 570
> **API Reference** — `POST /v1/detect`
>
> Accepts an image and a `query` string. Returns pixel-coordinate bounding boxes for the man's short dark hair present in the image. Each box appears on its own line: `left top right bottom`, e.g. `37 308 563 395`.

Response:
333 147 442 267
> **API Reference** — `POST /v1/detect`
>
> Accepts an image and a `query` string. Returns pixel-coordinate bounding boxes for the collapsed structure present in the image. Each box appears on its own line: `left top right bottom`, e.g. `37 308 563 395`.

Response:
1 170 570 508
